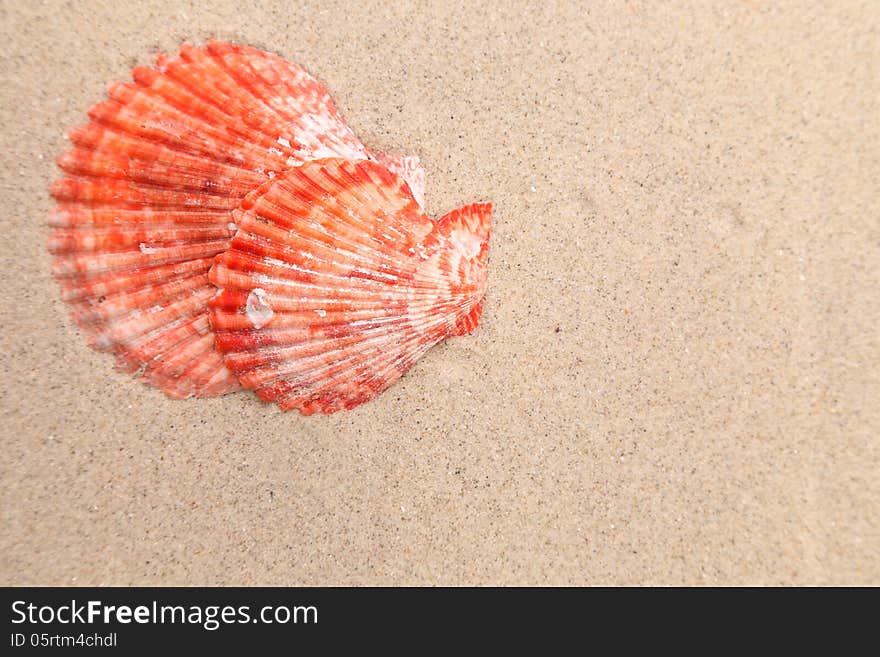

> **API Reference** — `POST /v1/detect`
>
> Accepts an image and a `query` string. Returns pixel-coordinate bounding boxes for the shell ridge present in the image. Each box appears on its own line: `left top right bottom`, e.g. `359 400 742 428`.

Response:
58 148 262 197
69 272 209 323
85 93 276 171
204 43 364 163
98 287 216 345
253 327 424 407
122 313 218 369
276 327 441 413
58 257 215 301
70 114 266 172
172 43 300 146
228 193 418 274
232 212 418 281
131 61 297 158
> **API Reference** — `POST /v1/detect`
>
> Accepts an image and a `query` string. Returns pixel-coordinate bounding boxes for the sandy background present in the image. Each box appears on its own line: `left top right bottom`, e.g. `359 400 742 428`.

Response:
1 1 877 585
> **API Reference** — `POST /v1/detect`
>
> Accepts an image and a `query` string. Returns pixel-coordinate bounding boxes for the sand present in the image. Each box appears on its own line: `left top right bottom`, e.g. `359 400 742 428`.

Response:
1 1 877 585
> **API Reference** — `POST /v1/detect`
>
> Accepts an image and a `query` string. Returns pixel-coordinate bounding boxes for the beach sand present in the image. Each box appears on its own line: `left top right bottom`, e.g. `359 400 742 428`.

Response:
1 1 877 585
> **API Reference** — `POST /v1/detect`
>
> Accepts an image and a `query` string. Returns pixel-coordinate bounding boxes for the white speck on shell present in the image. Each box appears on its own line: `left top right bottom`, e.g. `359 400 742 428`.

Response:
277 137 291 148
245 288 275 329
139 243 158 254
449 228 482 259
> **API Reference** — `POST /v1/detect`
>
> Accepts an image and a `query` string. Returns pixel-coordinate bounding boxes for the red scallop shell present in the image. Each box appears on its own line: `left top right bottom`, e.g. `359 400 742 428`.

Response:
49 41 425 398
209 158 491 414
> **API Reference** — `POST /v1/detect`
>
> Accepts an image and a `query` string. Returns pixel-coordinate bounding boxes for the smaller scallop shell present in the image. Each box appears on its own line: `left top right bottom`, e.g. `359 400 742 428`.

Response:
49 41 426 398
209 158 491 414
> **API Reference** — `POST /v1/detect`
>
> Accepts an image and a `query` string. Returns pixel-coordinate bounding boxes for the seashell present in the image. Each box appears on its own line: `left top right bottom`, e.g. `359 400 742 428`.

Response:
49 40 425 398
209 157 491 415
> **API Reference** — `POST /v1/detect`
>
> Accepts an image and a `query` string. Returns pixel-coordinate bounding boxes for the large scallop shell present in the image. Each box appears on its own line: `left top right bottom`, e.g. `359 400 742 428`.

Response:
49 40 425 398
209 158 491 414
